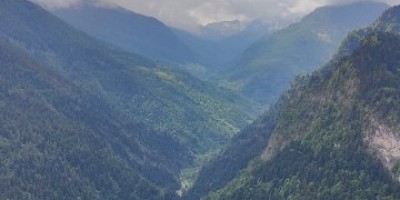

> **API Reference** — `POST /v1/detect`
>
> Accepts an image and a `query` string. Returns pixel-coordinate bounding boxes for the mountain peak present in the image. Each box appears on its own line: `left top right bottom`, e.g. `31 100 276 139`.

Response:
216 1 389 105
200 20 246 40
303 1 389 23
373 5 400 32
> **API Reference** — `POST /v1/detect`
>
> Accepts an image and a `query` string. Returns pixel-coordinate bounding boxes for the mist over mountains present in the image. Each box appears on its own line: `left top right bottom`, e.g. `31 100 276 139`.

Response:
0 0 255 198
188 4 400 199
54 4 196 63
2 0 400 199
215 1 389 105
54 4 275 79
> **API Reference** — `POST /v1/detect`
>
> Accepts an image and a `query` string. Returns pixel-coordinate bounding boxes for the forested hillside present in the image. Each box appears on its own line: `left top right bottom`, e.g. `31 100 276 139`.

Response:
189 5 400 199
54 3 196 63
204 32 400 200
3 0 400 199
0 34 177 200
216 2 388 105
0 0 257 199
172 20 272 76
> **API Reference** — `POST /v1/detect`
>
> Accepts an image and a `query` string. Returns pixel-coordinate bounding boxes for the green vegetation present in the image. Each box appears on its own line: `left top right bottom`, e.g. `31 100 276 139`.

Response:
54 4 196 63
216 2 388 105
189 5 400 199
197 31 400 200
208 139 400 200
0 0 257 199
3 1 400 199
0 38 173 199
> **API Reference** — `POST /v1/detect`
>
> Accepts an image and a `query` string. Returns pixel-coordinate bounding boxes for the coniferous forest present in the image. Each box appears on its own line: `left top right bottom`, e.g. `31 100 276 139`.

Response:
1 0 400 199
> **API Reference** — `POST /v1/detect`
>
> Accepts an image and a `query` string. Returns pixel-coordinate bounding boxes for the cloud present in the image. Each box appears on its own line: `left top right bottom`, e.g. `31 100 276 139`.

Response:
32 0 81 9
30 0 395 32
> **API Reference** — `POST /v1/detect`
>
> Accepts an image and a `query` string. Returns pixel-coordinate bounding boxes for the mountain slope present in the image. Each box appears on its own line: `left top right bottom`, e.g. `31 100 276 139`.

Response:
172 20 272 74
205 31 400 200
0 0 256 198
2 0 256 156
189 5 400 199
217 1 388 104
0 35 177 200
54 3 196 62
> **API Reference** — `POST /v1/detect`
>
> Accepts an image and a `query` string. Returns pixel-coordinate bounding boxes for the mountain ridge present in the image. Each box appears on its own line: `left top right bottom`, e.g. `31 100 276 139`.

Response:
53 3 196 63
0 0 256 198
216 1 389 104
171 20 272 77
188 4 400 199
204 31 400 200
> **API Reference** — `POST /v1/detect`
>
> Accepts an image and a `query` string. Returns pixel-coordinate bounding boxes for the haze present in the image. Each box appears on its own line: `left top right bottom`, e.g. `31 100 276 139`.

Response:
31 0 398 32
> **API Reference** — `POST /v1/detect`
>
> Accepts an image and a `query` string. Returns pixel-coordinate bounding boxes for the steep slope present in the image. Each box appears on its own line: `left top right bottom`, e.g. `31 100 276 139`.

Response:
2 0 256 156
0 0 256 198
54 3 196 63
205 31 400 200
338 4 400 59
189 5 400 199
217 1 388 104
0 35 178 200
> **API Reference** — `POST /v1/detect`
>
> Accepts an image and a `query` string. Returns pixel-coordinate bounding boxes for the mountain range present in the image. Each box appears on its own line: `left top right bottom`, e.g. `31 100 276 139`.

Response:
188 4 400 199
173 20 273 77
0 0 256 198
54 3 196 63
54 4 272 79
2 0 400 199
216 1 389 105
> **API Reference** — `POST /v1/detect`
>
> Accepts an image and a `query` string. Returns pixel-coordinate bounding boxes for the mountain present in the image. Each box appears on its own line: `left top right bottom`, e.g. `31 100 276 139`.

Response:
338 3 400 59
0 0 256 198
54 3 261 79
216 1 389 105
54 2 273 79
0 35 179 200
200 20 245 40
173 20 273 74
188 5 400 199
53 3 196 63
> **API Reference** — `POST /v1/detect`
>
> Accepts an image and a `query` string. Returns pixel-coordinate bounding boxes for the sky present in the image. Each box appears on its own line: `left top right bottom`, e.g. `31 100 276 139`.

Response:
31 0 399 32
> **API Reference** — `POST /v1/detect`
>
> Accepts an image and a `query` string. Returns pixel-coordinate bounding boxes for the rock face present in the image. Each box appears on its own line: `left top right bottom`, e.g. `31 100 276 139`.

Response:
365 116 400 176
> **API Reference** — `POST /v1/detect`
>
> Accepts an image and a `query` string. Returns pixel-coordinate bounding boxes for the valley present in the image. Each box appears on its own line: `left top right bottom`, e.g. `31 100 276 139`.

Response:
1 0 400 199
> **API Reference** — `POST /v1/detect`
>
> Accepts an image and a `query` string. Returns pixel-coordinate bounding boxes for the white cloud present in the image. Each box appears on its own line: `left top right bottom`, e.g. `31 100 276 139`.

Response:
30 0 397 32
32 0 81 9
